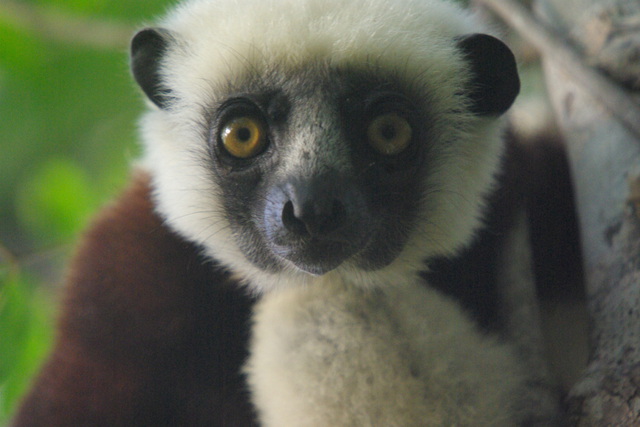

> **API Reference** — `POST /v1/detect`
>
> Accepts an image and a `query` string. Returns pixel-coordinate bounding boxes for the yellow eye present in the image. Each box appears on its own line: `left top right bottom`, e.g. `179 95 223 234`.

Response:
220 117 267 159
367 113 412 155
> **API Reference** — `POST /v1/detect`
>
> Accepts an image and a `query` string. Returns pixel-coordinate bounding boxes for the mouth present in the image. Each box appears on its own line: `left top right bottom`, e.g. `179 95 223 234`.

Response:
270 234 368 276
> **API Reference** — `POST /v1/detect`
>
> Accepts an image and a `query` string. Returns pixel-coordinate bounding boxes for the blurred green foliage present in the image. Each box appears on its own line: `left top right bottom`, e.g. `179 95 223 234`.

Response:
0 273 55 422
0 0 175 423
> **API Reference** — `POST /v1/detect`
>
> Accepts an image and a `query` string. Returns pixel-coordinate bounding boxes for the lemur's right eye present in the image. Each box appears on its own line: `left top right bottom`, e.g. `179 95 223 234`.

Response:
220 116 268 159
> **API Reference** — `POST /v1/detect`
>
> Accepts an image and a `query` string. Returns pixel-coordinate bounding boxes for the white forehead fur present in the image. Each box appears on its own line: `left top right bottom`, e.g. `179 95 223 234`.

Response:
139 0 507 293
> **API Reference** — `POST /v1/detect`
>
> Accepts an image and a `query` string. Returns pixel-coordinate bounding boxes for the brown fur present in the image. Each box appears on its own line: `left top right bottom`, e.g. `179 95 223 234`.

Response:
12 172 258 426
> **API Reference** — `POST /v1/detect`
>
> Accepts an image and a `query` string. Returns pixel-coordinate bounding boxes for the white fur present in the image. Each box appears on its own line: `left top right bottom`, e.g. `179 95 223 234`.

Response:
245 278 531 426
139 0 506 294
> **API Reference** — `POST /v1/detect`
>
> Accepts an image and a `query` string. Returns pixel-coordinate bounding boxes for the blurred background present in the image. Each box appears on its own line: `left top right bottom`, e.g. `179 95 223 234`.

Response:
0 1 175 422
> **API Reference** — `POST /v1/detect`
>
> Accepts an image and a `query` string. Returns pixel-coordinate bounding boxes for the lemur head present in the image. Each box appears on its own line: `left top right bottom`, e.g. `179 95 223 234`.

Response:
131 0 519 293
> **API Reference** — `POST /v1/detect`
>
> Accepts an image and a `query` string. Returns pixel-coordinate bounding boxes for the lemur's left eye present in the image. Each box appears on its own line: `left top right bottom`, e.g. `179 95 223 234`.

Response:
220 117 268 159
367 113 412 155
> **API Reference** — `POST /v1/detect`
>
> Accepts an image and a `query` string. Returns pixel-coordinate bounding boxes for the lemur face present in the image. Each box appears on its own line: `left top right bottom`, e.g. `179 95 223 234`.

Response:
131 0 518 291
206 67 427 275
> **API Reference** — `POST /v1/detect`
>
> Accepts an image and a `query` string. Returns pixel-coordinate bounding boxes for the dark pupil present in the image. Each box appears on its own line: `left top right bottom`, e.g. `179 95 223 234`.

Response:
237 127 252 142
380 123 396 140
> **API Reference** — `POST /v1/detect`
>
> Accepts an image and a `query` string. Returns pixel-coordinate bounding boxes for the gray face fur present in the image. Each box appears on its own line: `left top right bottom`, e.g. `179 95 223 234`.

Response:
131 0 519 292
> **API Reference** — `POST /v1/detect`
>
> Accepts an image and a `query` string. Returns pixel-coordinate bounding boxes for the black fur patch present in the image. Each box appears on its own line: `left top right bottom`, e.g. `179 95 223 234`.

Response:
457 33 520 116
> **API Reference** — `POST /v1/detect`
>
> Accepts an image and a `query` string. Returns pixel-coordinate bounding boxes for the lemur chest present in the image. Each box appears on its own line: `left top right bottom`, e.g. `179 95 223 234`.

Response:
244 280 529 426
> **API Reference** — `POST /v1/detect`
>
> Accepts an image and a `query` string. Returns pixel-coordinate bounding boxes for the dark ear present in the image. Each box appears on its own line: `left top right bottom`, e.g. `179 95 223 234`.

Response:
457 33 520 116
131 28 173 109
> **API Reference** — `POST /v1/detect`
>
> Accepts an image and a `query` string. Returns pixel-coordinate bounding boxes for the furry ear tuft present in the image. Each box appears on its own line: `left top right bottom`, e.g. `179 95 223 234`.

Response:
457 33 520 116
131 28 174 109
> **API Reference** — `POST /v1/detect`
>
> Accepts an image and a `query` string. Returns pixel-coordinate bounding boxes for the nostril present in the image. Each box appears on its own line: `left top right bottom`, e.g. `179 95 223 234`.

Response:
282 200 309 236
281 198 348 238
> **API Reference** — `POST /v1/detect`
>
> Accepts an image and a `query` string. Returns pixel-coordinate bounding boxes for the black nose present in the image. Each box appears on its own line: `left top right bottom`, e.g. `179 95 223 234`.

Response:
262 173 370 274
265 173 358 243
282 197 347 238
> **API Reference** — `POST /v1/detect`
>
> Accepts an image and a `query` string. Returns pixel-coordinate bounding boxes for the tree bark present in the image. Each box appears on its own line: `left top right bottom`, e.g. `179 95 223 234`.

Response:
478 0 640 424
535 1 640 424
